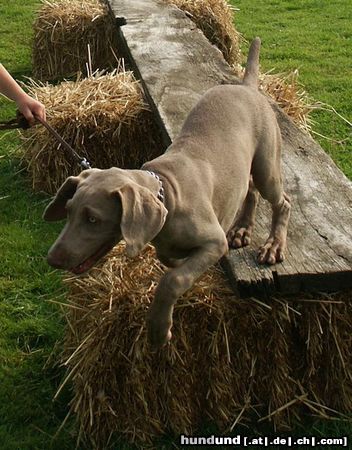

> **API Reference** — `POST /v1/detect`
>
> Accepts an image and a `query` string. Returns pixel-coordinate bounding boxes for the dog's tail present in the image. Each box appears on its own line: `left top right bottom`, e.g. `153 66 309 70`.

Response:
243 37 261 88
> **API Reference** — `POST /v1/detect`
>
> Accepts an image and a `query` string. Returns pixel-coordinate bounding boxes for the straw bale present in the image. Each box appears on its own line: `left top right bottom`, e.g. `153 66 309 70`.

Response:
297 294 352 414
20 70 163 194
59 243 352 447
32 0 119 81
231 65 314 132
61 244 240 446
165 0 241 66
163 1 312 131
259 70 314 132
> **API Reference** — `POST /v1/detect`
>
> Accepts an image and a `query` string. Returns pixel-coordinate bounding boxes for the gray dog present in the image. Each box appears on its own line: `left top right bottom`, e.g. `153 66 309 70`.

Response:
44 38 290 348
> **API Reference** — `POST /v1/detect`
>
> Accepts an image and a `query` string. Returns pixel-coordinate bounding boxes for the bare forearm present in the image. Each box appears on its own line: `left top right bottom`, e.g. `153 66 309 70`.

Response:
0 64 46 125
0 64 28 103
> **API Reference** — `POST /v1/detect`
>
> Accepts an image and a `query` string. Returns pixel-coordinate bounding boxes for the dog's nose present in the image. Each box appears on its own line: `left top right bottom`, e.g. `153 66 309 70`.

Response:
47 246 69 269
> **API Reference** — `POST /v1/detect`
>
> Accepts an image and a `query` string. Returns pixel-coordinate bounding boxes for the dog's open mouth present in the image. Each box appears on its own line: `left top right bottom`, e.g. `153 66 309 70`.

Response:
70 242 114 275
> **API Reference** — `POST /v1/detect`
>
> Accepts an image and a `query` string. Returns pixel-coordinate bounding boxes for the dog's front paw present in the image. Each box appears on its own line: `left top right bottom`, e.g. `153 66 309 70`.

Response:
227 225 253 248
257 237 285 265
146 308 172 351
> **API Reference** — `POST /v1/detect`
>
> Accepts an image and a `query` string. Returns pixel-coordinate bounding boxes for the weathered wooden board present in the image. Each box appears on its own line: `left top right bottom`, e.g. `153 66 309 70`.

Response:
108 0 352 296
223 107 352 296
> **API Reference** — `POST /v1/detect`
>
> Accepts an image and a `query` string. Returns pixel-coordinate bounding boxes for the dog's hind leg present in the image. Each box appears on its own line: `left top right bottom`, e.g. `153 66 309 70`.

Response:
252 128 291 265
227 177 259 248
252 169 291 265
257 190 291 264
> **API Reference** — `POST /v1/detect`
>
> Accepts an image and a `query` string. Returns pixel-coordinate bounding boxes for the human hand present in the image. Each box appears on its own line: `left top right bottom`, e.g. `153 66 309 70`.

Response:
16 93 46 126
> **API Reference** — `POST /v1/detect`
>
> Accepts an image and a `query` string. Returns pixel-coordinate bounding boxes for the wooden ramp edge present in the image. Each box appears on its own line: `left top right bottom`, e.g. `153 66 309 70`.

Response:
108 0 352 297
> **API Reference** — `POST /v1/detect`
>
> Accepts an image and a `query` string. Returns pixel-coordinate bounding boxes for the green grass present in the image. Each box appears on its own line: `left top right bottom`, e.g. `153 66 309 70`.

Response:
231 0 352 179
0 1 75 448
0 0 351 449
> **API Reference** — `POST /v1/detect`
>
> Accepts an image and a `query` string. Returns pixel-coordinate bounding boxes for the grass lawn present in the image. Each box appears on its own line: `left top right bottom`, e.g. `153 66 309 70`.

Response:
231 0 351 179
0 0 351 449
0 1 75 448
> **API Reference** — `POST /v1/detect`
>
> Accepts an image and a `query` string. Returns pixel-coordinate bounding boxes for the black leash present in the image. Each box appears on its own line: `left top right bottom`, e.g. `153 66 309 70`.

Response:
0 112 30 130
0 112 91 170
35 116 91 170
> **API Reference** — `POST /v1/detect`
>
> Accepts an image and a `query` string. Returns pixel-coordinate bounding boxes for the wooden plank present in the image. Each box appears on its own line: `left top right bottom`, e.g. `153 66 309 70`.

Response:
108 0 236 143
108 0 352 296
224 108 352 296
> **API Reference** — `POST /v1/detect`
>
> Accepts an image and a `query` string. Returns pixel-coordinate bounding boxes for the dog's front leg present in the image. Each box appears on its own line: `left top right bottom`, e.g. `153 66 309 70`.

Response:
147 233 228 349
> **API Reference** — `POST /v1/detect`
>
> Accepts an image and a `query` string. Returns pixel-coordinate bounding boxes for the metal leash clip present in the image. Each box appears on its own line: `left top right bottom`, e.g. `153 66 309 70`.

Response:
80 158 91 170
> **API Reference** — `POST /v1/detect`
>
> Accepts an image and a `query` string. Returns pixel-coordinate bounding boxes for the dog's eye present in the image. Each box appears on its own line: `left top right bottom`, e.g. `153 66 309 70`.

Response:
88 216 97 224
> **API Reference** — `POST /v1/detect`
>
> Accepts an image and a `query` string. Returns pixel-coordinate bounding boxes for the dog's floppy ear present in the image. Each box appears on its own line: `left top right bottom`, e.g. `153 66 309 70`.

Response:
43 176 80 221
116 183 168 258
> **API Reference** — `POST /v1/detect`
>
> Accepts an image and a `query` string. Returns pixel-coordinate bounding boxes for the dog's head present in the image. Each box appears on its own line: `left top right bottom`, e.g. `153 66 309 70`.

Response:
44 168 167 274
